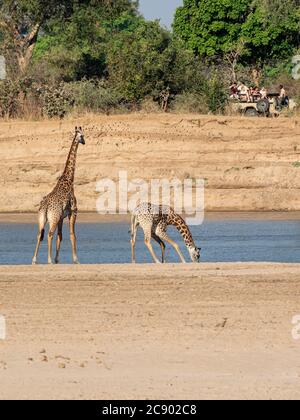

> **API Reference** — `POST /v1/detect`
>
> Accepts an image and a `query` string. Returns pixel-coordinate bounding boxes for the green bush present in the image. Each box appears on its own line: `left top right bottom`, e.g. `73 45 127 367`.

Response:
140 97 161 113
41 83 74 118
171 93 208 114
202 75 227 114
106 20 172 102
0 80 20 117
65 79 124 113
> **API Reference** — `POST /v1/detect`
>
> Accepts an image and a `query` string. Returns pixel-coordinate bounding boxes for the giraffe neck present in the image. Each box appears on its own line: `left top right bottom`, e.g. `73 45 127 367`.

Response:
61 136 79 186
169 213 195 249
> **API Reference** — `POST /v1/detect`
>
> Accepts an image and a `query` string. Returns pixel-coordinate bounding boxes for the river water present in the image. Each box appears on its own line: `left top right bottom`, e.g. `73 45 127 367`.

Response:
1 220 300 265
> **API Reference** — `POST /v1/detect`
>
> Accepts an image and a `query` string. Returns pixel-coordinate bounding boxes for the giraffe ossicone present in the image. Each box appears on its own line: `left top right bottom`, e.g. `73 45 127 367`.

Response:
32 126 85 265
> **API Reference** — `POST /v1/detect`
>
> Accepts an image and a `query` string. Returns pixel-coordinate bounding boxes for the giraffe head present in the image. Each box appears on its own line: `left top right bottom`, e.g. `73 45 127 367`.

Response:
75 126 85 145
187 245 201 263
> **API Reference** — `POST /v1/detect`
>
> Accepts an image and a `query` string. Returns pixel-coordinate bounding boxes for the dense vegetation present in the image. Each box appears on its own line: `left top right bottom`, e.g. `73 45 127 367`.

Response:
0 0 300 118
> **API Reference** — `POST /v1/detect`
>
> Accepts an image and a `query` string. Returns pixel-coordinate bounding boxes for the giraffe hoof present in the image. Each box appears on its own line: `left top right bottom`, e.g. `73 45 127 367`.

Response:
73 260 80 265
32 260 37 265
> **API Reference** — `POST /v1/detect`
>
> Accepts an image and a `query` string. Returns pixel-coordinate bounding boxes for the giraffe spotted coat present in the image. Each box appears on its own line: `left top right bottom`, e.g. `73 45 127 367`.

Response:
32 127 85 265
131 203 201 264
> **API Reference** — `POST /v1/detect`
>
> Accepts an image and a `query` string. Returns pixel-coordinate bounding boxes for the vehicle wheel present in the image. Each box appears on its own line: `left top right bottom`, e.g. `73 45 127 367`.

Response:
244 108 258 117
257 98 270 114
273 97 282 111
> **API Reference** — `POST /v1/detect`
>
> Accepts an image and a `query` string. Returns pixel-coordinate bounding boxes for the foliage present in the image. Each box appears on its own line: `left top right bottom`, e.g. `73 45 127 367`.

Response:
0 0 75 74
0 0 300 118
0 79 20 117
0 0 139 76
32 5 143 83
174 0 300 65
41 83 74 118
172 92 209 114
106 20 173 101
243 0 300 62
202 73 227 113
65 79 124 112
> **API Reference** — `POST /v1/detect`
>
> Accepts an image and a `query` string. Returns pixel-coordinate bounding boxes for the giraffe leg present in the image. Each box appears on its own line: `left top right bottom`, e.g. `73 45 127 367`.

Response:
131 215 138 263
131 239 136 264
152 233 166 263
157 230 186 263
48 222 58 265
32 211 47 265
166 237 186 263
144 235 161 264
32 234 43 265
69 212 79 264
54 219 64 264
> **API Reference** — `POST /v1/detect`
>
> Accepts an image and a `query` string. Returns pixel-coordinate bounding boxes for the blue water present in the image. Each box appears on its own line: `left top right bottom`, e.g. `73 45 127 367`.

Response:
1 220 300 265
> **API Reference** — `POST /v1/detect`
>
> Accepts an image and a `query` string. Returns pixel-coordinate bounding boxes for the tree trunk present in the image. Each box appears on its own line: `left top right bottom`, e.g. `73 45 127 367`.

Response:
17 43 37 74
1 21 40 77
231 61 237 83
16 23 40 75
251 67 261 87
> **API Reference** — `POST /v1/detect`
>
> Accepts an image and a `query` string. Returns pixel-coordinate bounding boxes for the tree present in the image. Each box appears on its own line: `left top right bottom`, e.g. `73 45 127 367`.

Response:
0 0 139 77
242 0 300 60
224 39 246 83
173 0 300 82
173 0 251 56
106 19 171 102
31 0 140 81
0 0 74 75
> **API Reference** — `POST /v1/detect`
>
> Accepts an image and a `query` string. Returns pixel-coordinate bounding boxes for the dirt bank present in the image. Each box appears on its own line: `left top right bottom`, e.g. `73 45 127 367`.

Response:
0 263 300 400
1 114 300 213
1 211 300 224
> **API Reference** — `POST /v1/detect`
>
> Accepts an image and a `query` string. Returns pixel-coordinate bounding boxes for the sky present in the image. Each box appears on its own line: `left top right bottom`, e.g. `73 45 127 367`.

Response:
139 0 183 28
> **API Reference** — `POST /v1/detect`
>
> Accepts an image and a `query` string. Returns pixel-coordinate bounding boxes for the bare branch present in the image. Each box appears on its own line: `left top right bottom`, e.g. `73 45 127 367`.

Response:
24 23 40 47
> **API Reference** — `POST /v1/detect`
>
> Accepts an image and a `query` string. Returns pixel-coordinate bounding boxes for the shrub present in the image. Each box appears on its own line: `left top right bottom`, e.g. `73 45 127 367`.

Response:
140 96 161 113
171 93 209 114
65 79 123 113
0 79 20 117
202 75 227 114
106 20 172 102
40 83 75 118
0 78 43 118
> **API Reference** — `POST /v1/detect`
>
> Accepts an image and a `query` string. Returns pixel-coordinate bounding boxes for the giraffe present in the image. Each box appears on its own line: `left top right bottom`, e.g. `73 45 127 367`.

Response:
131 203 201 264
32 127 85 265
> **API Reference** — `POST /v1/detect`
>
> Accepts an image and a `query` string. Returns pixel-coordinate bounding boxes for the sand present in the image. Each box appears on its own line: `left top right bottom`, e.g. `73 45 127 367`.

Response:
1 263 300 400
1 211 300 224
1 114 300 213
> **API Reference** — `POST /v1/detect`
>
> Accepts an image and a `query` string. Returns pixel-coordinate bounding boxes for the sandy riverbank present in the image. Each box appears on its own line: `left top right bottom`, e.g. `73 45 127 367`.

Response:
1 211 300 224
1 114 300 213
1 263 300 400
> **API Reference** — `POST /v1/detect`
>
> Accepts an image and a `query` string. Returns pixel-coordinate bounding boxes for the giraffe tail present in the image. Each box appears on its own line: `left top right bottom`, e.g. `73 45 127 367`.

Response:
37 208 47 242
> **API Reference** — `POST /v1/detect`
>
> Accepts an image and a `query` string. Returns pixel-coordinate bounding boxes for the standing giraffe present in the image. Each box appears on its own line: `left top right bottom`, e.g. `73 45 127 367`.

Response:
32 127 85 265
131 203 201 264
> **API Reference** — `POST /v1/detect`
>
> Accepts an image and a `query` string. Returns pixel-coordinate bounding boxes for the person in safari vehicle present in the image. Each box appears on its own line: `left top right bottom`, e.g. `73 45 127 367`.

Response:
279 84 289 106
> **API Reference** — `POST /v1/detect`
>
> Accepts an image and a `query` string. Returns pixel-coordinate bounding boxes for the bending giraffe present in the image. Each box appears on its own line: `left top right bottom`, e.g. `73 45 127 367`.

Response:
32 127 85 265
131 203 201 264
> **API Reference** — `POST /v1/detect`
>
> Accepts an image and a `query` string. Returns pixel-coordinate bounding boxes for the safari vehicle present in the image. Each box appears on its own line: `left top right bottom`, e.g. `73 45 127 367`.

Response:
229 93 297 117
